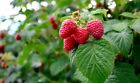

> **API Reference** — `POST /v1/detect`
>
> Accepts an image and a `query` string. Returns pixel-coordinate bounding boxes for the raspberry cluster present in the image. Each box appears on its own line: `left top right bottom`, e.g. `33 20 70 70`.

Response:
49 16 58 30
59 19 104 51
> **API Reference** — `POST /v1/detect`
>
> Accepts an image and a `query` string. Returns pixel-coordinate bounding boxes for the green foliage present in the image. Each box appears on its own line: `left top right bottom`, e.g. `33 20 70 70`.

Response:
130 19 140 34
106 28 133 56
71 39 115 83
121 12 140 19
74 69 91 83
91 9 108 17
133 35 140 65
50 57 69 76
105 63 140 83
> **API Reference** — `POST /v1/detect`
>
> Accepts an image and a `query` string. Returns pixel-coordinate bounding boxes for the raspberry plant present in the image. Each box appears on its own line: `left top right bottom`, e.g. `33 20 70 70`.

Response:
59 2 140 83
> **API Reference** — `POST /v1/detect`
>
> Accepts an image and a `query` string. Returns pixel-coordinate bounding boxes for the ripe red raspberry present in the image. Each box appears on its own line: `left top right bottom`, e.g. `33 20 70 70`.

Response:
64 36 77 51
0 44 5 53
87 19 104 40
49 16 55 23
72 28 89 44
15 33 21 41
59 20 77 39
0 32 5 39
52 22 58 30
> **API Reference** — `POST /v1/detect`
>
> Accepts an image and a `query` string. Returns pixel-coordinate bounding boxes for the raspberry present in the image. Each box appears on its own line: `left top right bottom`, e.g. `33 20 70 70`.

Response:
64 36 77 51
15 33 21 41
0 32 5 39
52 22 58 30
72 28 89 44
49 16 55 23
0 44 5 53
87 19 104 40
59 20 77 39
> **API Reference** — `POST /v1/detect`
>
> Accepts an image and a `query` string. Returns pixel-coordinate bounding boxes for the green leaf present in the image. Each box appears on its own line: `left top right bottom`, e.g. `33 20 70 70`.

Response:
104 19 120 33
112 21 128 32
121 12 139 19
91 9 108 16
130 19 140 34
50 57 69 76
106 29 133 56
104 20 131 33
103 36 119 55
71 38 115 83
94 14 104 21
105 63 140 83
74 69 92 83
17 45 33 65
